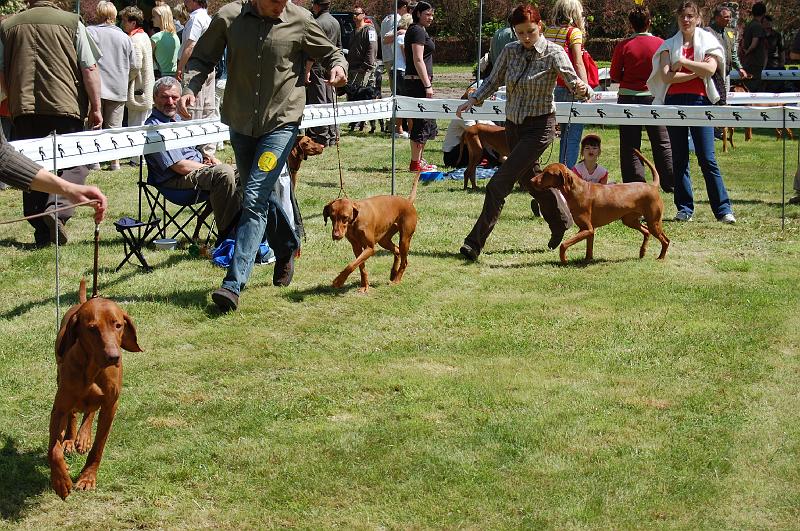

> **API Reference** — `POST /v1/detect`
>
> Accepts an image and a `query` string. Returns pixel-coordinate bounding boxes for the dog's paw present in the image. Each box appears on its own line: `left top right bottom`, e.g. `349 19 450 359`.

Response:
62 440 76 455
332 277 346 288
51 472 73 500
74 433 92 454
357 286 370 294
75 471 97 491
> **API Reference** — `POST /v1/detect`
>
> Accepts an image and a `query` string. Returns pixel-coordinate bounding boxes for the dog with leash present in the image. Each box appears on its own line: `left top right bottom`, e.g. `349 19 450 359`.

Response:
323 172 421 292
49 279 141 499
531 149 670 263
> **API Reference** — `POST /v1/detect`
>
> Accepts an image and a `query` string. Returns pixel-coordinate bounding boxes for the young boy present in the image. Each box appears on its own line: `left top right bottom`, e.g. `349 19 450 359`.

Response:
572 134 609 184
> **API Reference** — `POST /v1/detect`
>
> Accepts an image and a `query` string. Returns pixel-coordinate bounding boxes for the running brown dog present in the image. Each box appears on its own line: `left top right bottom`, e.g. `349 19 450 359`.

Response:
323 172 421 292
49 279 141 500
530 149 669 263
458 123 510 190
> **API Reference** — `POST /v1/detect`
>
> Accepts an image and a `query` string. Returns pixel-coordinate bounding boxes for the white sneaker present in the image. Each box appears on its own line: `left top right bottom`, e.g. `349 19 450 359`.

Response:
394 131 410 139
718 213 736 224
674 212 693 222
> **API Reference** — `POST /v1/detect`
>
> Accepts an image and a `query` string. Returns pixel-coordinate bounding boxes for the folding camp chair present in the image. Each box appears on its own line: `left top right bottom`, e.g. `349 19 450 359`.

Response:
137 157 217 243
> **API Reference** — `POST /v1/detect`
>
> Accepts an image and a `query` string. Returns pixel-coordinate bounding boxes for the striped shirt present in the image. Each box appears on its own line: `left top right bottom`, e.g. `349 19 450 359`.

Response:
471 37 583 123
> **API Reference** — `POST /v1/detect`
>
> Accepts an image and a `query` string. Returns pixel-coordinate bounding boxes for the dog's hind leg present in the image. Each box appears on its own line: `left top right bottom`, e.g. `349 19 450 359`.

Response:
74 410 96 454
647 220 670 259
392 228 415 284
378 231 401 281
622 213 650 258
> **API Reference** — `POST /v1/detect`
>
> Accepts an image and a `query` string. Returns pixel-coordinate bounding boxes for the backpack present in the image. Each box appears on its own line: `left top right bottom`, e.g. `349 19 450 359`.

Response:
564 26 600 88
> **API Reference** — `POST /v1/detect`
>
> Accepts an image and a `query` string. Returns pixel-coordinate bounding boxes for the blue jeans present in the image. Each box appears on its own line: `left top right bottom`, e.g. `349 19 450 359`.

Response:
664 94 732 219
222 125 299 295
554 86 584 168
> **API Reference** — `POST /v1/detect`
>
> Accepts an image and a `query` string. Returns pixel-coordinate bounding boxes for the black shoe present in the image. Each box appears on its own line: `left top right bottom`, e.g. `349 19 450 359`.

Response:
548 230 565 250
789 194 800 205
530 198 541 218
273 253 295 286
212 287 238 312
459 243 479 261
43 214 68 244
714 127 723 140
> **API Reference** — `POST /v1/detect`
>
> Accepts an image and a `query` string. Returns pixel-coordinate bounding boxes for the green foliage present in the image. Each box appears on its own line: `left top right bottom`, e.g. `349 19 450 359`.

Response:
0 0 26 16
0 79 799 526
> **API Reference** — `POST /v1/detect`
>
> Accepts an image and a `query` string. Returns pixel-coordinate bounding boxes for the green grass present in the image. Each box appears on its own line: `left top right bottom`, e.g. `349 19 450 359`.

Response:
0 121 799 528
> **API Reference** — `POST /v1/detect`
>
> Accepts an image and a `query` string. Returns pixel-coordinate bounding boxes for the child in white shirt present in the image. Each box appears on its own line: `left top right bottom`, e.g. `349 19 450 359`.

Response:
572 134 609 184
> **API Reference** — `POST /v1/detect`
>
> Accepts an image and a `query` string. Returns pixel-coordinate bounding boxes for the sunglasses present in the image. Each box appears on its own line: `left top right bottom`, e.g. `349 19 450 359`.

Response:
353 11 364 16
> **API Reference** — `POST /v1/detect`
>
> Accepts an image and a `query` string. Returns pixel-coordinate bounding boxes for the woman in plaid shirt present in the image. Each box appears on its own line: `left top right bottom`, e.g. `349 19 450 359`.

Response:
456 3 591 261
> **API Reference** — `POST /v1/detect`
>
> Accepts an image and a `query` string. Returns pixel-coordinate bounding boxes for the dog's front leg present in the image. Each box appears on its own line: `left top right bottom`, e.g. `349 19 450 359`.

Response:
49 402 72 500
333 244 375 289
559 228 594 264
75 400 118 492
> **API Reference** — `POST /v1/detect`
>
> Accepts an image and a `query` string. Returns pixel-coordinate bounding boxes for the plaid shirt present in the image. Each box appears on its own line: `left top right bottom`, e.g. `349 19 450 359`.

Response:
472 37 583 123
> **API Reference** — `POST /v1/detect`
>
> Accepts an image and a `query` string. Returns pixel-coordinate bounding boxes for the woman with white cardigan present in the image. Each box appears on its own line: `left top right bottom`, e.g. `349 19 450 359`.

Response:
647 0 736 224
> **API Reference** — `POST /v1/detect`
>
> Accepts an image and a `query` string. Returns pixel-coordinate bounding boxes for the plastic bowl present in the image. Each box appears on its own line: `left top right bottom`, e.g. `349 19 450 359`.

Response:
153 238 177 250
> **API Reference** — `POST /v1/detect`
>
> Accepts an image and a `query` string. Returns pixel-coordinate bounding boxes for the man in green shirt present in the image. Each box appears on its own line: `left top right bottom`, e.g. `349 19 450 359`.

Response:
179 0 347 312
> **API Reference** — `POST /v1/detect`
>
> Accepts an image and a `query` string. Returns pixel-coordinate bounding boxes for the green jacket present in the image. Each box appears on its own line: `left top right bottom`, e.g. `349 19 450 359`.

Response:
708 22 743 75
0 1 87 120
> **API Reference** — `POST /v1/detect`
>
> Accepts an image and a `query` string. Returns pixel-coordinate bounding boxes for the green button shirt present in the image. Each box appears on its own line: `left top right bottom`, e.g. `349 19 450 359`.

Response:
184 0 347 137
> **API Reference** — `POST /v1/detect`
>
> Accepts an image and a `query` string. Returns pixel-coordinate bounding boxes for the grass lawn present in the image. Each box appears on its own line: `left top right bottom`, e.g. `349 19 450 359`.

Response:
0 118 799 528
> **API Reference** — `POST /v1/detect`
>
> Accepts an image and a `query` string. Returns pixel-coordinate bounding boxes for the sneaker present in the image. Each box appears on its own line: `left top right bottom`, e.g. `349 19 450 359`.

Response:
211 287 238 312
397 131 410 139
674 211 693 222
409 160 437 172
420 159 437 170
43 214 68 244
255 247 276 265
273 253 295 286
88 163 101 171
788 194 800 205
108 161 121 171
718 213 737 224
459 243 479 261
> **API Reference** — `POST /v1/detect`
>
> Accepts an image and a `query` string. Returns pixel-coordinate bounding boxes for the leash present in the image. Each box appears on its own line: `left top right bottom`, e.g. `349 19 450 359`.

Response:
92 223 100 298
0 199 98 225
330 94 348 198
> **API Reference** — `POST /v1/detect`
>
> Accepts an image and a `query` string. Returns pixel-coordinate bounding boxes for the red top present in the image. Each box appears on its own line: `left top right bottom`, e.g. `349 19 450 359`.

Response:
666 46 706 96
610 33 664 92
0 99 8 118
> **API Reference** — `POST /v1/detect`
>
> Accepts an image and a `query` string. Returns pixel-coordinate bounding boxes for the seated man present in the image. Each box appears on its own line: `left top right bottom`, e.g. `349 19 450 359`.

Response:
144 77 240 242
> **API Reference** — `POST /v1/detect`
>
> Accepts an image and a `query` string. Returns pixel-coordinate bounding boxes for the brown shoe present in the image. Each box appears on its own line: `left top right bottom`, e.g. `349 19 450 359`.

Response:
273 254 295 287
211 288 238 312
43 214 68 245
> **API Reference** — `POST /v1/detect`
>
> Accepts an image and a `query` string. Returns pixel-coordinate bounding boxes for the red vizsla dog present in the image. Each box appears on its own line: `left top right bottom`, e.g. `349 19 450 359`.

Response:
458 123 510 190
287 135 325 189
323 172 421 292
49 279 141 500
530 149 670 263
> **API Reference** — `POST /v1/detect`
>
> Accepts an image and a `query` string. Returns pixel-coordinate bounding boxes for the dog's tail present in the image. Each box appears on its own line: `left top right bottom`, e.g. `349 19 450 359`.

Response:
78 277 87 304
409 168 422 204
633 148 660 189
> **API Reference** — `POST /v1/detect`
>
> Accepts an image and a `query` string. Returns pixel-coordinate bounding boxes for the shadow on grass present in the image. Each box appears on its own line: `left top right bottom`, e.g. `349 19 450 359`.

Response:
282 284 343 302
0 436 48 522
0 253 199 319
0 239 44 251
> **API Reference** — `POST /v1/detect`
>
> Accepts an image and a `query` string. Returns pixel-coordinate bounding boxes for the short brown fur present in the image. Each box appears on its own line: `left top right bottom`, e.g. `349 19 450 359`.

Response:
530 149 670 263
458 123 510 190
322 173 421 292
49 279 142 500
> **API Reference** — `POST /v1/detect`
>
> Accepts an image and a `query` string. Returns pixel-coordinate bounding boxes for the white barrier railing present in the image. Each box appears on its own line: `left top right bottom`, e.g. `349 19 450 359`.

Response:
9 96 800 171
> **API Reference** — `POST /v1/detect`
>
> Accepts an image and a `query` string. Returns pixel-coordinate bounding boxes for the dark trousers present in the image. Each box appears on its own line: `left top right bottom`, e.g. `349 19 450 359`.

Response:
305 67 338 146
617 94 674 192
464 113 571 253
13 115 84 245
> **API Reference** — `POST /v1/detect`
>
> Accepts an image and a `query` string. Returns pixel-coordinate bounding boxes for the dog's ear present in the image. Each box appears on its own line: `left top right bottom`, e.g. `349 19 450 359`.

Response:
56 312 80 359
559 165 573 192
323 202 333 225
351 206 359 222
121 312 142 353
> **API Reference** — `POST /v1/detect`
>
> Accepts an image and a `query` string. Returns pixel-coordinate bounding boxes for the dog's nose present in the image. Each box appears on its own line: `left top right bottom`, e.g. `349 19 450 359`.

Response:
106 352 121 365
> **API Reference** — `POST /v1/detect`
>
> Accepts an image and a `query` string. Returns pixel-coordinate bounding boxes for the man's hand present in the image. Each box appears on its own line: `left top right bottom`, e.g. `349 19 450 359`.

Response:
178 94 196 120
204 155 221 165
88 109 103 130
65 183 108 223
573 79 589 99
739 68 749 79
326 66 348 88
455 99 473 119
